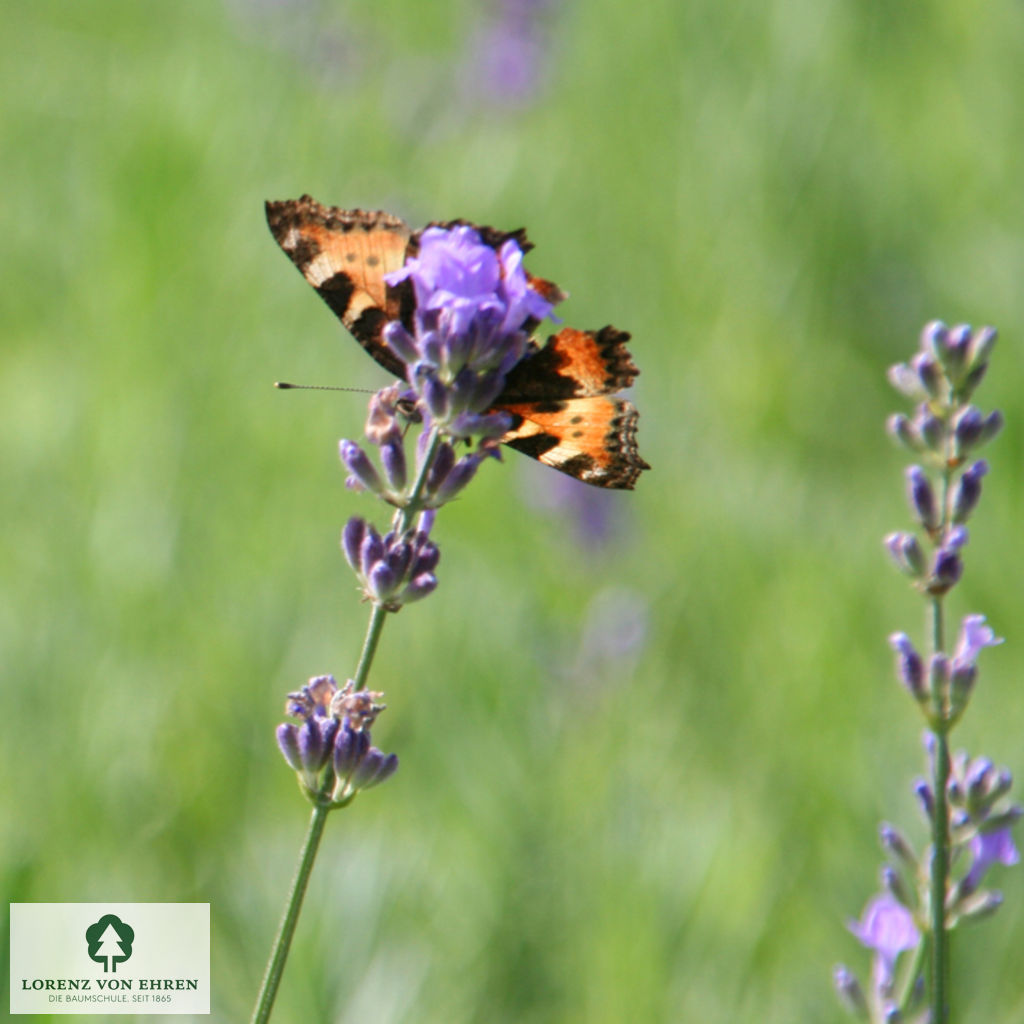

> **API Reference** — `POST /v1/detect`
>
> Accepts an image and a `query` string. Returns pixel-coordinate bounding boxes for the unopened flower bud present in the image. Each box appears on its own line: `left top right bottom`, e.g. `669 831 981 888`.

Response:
339 439 384 494
880 864 913 909
966 325 997 376
915 780 935 820
879 823 918 868
951 460 988 524
957 889 1003 922
889 633 925 701
380 438 407 491
912 352 943 401
884 532 926 579
832 965 868 1017
915 405 945 452
341 517 367 571
887 413 922 452
929 546 962 594
401 571 437 604
929 322 970 382
952 406 984 457
431 453 483 505
979 409 1004 446
949 661 977 716
905 466 938 531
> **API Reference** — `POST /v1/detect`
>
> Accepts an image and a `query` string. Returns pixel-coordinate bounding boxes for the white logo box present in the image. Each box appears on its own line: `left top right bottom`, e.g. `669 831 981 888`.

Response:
10 903 209 1015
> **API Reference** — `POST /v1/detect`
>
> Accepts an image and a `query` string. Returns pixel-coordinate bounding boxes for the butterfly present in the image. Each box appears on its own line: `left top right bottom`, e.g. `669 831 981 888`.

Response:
265 195 649 489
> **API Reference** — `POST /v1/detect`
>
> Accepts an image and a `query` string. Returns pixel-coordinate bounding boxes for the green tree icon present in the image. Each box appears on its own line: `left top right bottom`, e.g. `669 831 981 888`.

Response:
85 914 134 973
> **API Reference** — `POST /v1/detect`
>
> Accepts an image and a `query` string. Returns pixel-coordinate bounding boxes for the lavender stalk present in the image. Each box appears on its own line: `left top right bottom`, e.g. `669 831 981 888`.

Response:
836 322 1019 1024
252 222 561 1022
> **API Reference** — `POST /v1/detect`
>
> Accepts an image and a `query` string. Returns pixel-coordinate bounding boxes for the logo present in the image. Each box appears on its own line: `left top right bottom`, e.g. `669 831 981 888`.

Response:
266 195 649 490
85 914 134 973
9 903 209 1015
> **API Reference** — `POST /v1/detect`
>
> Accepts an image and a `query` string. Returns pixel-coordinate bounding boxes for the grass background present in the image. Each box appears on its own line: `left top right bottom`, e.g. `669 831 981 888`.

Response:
3 1 1024 1020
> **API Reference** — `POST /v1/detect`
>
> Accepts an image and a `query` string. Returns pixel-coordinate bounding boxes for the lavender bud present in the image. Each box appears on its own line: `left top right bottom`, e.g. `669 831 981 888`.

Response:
921 319 949 358
383 321 419 365
367 561 398 601
884 532 926 578
950 460 988 524
880 864 913 909
431 454 483 505
916 405 945 452
351 748 399 791
341 517 366 571
965 758 996 805
833 965 868 1016
276 724 303 773
961 359 989 396
905 465 938 531
985 805 1024 832
425 441 456 492
930 322 970 381
380 439 407 491
359 527 385 579
887 413 922 452
420 331 444 367
339 440 384 495
984 769 1014 805
957 889 1003 922
979 409 1004 445
879 823 918 868
966 325 997 375
930 546 962 593
401 571 438 604
952 406 984 456
888 633 925 700
915 780 935 820
411 539 440 574
949 661 977 715
296 717 327 773
887 361 926 401
333 725 371 782
912 352 943 401
421 373 450 421
385 539 413 582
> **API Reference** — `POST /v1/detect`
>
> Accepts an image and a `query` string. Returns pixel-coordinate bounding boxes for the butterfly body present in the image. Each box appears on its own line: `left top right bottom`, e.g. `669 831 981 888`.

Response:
266 195 649 489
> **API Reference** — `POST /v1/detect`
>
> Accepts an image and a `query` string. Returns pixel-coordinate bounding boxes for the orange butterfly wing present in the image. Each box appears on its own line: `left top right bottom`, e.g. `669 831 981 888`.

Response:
266 197 649 489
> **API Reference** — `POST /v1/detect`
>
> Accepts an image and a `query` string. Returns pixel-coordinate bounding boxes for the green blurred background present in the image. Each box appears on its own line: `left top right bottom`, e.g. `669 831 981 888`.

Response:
4 1 1024 1020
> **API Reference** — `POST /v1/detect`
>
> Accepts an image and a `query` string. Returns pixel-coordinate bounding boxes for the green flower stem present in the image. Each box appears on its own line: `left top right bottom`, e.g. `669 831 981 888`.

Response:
898 936 929 1014
252 427 445 1023
250 800 330 1024
927 446 953 1024
929 721 951 1024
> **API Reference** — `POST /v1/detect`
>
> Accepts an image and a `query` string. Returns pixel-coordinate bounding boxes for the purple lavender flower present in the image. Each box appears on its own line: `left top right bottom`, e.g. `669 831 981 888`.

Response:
848 894 919 977
953 614 1003 667
965 828 1021 889
382 224 557 439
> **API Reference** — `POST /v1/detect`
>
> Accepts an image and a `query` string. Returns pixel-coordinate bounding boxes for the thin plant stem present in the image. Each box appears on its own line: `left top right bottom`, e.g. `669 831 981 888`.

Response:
252 427 444 1023
250 801 330 1024
926 419 954 1024
929 723 951 1024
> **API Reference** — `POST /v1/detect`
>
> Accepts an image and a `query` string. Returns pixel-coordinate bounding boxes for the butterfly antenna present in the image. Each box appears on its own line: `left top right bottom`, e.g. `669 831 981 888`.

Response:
274 382 377 393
